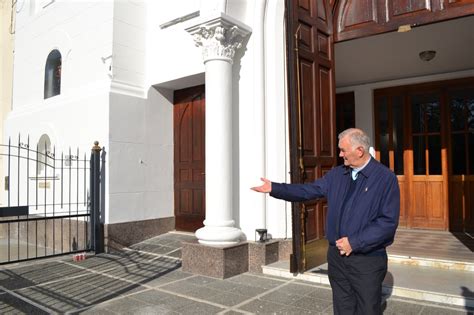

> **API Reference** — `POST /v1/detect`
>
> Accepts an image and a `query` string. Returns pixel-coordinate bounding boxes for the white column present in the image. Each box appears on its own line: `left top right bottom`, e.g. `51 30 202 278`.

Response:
186 13 251 245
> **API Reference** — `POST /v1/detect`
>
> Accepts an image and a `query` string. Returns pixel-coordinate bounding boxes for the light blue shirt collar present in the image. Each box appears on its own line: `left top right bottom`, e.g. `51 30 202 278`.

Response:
351 157 371 180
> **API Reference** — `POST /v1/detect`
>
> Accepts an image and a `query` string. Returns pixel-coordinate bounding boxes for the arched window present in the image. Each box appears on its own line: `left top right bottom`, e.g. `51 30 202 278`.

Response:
44 49 61 99
37 134 52 175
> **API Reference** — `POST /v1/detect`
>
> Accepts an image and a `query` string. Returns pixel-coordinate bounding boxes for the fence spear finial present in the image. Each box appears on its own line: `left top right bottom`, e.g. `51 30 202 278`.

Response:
92 141 101 152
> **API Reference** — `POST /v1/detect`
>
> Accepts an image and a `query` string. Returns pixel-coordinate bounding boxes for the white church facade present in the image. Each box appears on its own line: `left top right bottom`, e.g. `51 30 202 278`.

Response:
4 0 474 273
6 0 293 249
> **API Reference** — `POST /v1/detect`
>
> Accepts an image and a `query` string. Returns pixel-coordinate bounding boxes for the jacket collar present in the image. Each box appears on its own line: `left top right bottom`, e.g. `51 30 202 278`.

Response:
357 157 376 179
343 157 376 179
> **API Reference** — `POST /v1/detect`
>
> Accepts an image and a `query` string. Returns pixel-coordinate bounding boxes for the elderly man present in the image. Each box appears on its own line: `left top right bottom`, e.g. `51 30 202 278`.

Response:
252 128 400 315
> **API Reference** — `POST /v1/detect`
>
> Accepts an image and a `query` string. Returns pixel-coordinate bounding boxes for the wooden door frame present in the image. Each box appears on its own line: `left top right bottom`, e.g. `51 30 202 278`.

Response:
285 0 303 273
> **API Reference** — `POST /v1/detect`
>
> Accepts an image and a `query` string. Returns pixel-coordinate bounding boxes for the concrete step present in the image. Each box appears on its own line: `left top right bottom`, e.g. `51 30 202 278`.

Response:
262 257 474 308
388 254 474 272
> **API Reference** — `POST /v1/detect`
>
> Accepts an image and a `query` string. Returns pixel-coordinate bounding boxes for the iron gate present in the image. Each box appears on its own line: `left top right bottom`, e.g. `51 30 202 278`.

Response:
0 136 103 264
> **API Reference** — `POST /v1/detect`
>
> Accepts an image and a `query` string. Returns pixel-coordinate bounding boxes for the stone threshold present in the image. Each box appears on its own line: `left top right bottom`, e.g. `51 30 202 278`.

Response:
388 254 474 272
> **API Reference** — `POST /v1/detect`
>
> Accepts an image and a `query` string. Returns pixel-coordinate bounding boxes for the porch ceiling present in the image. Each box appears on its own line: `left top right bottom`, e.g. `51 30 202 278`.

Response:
335 15 474 88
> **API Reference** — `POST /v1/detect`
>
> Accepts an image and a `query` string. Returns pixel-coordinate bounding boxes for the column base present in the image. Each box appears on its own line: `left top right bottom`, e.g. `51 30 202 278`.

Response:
195 226 244 245
182 240 248 278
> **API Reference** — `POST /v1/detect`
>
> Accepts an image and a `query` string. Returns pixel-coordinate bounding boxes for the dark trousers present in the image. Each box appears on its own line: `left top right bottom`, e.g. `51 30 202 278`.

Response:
327 245 387 315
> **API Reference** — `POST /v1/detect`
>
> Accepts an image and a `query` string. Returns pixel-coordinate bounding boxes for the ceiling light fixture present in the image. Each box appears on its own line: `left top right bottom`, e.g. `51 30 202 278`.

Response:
419 50 436 62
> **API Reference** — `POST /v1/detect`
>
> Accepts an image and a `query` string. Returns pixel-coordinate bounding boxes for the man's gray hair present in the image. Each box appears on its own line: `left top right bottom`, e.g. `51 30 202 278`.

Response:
338 128 370 152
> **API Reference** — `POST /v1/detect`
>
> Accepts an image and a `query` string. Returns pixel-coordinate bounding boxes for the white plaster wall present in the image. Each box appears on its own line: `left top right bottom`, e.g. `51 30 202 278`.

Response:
108 87 173 224
12 0 114 108
7 0 113 147
262 0 291 240
228 0 291 240
145 0 204 87
336 69 474 144
111 0 147 92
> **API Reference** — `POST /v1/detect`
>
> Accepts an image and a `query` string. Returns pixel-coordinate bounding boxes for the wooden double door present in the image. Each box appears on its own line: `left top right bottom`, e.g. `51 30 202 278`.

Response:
374 78 474 232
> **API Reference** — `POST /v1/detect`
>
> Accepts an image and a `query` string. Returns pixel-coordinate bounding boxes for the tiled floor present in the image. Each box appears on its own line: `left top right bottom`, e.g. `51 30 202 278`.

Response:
0 231 472 314
388 228 474 262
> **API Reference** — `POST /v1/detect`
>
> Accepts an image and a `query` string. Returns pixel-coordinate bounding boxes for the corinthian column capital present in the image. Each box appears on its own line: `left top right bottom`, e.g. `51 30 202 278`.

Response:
186 13 252 63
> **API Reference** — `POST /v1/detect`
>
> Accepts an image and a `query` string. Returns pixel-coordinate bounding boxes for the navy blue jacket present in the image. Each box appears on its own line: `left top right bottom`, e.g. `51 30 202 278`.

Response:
270 158 400 254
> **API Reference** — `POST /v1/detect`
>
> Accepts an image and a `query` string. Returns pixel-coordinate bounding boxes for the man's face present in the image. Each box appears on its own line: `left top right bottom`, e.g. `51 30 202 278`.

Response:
338 136 362 168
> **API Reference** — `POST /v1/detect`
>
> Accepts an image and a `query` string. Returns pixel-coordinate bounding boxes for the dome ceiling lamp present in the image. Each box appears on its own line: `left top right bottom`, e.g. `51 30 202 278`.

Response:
419 50 437 62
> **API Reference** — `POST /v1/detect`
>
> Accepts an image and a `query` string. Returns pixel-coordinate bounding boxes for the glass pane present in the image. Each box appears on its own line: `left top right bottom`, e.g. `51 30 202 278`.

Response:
470 132 474 175
412 99 423 133
392 96 404 175
450 97 465 131
378 99 389 167
469 97 474 132
426 101 441 133
413 135 426 175
451 134 466 175
428 135 441 175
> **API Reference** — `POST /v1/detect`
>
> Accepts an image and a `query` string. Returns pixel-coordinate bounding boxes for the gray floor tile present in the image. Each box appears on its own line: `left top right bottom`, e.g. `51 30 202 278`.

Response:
166 250 181 259
289 295 332 312
304 287 333 301
122 305 179 314
419 305 470 315
279 283 316 296
72 305 117 314
227 274 283 290
259 290 304 305
159 281 200 295
204 291 250 307
144 275 182 287
228 283 268 297
129 243 176 255
382 299 424 315
220 311 248 315
148 294 195 311
238 298 287 314
274 305 320 314
16 280 120 312
176 301 225 314
181 285 222 300
158 269 193 281
205 280 239 292
129 289 176 305
98 296 155 313
0 292 50 314
185 275 219 286
0 262 88 289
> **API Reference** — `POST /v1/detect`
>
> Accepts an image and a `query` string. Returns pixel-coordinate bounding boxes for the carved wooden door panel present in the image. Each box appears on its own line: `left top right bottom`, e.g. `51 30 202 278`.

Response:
287 0 337 272
174 86 205 232
334 0 474 42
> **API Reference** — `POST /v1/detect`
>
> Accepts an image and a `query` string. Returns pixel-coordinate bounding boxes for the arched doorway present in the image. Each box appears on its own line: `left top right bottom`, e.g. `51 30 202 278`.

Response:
286 0 474 272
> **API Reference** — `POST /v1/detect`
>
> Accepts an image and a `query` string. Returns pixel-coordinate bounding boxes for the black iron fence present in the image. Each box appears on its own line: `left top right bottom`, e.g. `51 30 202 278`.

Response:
0 136 103 264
